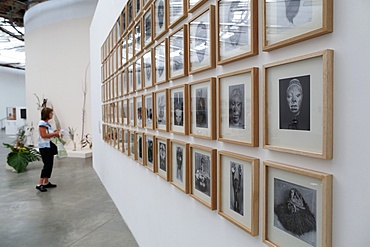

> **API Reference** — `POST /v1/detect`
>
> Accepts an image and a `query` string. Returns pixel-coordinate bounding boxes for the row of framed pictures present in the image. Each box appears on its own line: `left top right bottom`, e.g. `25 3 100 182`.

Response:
102 49 333 159
102 0 333 80
101 124 333 247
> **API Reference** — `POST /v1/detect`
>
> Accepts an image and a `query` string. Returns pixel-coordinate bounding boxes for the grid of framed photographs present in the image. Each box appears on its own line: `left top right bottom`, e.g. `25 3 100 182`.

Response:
100 0 334 244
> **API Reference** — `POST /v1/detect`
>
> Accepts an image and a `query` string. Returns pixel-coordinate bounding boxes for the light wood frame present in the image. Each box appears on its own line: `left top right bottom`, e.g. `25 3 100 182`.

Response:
218 150 259 236
128 64 135 94
129 131 136 159
189 144 217 210
135 95 144 128
155 136 170 181
142 49 154 89
263 160 333 247
143 92 154 129
188 5 216 74
169 84 189 135
123 129 130 155
217 67 259 146
136 131 144 164
134 0 143 21
154 89 169 132
122 69 128 95
134 19 143 56
153 0 169 40
134 56 143 92
129 97 136 126
143 0 154 10
189 77 216 140
188 0 207 13
143 133 156 171
263 50 333 159
262 0 333 51
143 6 154 48
121 7 127 37
168 24 188 81
127 29 135 62
127 0 135 30
168 0 187 29
154 39 168 85
123 99 129 126
170 140 189 194
121 37 128 67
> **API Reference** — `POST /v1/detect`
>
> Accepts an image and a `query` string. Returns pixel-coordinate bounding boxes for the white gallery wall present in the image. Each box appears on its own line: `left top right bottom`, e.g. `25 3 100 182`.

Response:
24 0 97 146
90 1 370 246
0 67 25 120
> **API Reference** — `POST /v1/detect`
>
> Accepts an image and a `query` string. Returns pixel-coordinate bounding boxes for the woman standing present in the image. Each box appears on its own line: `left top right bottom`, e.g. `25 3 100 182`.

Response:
36 107 60 192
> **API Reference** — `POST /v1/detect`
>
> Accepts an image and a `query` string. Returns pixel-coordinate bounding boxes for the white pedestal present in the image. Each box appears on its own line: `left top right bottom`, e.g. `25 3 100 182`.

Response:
65 148 92 158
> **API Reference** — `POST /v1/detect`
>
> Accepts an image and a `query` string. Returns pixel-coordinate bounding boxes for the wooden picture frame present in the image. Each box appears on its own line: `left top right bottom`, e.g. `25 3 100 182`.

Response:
189 78 216 140
134 57 143 92
154 39 168 85
263 50 333 159
155 136 170 181
127 30 135 62
188 5 216 74
142 49 154 89
135 95 144 128
122 69 128 95
170 140 189 194
143 6 154 48
217 0 258 65
154 89 169 131
144 92 154 129
188 0 207 13
134 19 143 56
121 7 127 36
190 144 217 210
263 160 333 247
134 0 143 21
121 37 128 67
217 67 259 146
169 84 189 135
129 131 136 159
128 64 135 93
123 99 129 126
127 0 135 29
168 24 188 81
118 127 124 152
136 131 144 164
118 100 123 125
143 0 153 10
168 0 187 29
112 127 118 149
143 133 156 171
262 0 333 51
129 97 136 126
218 150 259 236
154 0 168 40
123 129 130 155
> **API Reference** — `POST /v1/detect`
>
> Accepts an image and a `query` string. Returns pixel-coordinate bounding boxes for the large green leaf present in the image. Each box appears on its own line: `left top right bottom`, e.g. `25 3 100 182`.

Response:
3 144 42 173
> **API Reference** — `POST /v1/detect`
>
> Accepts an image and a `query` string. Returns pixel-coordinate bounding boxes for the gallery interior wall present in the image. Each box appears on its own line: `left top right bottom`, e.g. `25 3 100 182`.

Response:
24 0 98 145
90 1 370 246
0 67 25 121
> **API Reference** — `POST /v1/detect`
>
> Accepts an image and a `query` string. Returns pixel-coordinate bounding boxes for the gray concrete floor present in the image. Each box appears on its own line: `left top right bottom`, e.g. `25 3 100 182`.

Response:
0 130 139 247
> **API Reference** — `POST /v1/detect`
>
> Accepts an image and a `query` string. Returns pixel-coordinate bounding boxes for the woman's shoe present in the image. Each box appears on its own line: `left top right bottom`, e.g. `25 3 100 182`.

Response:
36 185 47 192
43 182 57 188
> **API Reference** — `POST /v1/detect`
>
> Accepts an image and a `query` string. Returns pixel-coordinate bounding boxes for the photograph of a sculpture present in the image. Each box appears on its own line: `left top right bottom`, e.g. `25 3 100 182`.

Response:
229 84 245 129
156 44 165 78
277 0 313 32
230 161 244 215
144 11 152 44
174 91 184 126
145 96 153 126
147 138 153 164
279 75 310 131
194 22 207 63
156 0 165 30
157 94 166 126
194 152 211 196
159 141 166 171
274 178 317 246
175 146 184 182
195 87 208 128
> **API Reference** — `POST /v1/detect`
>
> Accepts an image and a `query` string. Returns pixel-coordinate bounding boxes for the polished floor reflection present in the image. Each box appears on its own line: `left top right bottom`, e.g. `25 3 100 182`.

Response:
0 130 138 247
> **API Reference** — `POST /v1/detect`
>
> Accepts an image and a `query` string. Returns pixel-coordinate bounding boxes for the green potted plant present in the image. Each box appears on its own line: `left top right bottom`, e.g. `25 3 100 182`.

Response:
3 126 41 173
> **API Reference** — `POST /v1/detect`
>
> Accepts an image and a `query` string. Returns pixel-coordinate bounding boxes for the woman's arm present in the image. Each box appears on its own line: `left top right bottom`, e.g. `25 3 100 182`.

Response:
39 126 60 138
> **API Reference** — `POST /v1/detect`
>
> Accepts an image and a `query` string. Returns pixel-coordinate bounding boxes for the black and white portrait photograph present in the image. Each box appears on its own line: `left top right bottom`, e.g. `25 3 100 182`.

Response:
128 0 133 26
194 152 211 196
276 0 312 33
156 92 167 127
279 75 310 131
130 132 135 158
194 22 207 63
218 0 252 61
195 87 208 128
274 178 317 246
134 21 142 55
135 59 142 91
173 91 184 126
146 137 153 165
136 97 142 127
121 8 127 34
229 84 245 129
169 0 184 26
158 141 167 171
229 161 244 216
135 0 141 16
145 94 153 127
144 9 152 46
169 27 185 79
175 146 184 182
143 51 153 88
137 134 143 162
155 42 166 83
155 0 166 37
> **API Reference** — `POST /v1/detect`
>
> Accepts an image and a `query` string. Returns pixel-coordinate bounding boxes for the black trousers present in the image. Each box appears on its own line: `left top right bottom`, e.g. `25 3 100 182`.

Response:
39 147 55 178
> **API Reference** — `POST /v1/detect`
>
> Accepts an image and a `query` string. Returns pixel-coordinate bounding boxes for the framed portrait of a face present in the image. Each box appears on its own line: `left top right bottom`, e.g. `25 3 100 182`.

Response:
154 0 168 39
217 0 258 65
218 151 259 236
189 78 216 140
169 84 189 135
218 68 259 146
123 99 129 125
143 6 154 48
123 129 129 155
127 0 134 29
127 30 134 62
129 131 136 159
154 40 168 85
188 0 207 13
144 133 155 171
263 50 333 159
144 92 154 129
121 38 128 66
155 136 170 181
129 97 135 126
262 0 333 51
136 132 144 164
168 0 187 28
134 19 143 56
263 160 333 247
170 140 189 194
142 50 154 89
188 6 216 74
190 144 217 210
134 57 142 91
128 64 135 93
135 95 143 128
168 25 188 81
154 89 169 132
